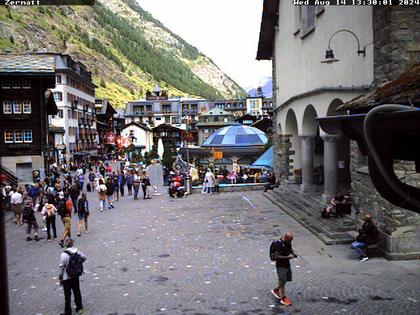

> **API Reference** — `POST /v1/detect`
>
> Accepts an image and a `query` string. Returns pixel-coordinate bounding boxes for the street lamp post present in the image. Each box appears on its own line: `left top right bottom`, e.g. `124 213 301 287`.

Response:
129 131 136 163
183 110 192 194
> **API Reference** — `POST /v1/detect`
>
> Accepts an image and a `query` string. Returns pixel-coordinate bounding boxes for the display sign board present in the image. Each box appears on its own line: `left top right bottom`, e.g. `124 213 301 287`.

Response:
104 132 116 145
213 151 223 159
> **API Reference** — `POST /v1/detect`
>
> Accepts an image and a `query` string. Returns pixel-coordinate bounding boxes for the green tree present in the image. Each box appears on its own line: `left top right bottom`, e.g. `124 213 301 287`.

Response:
143 151 151 166
162 141 175 168
150 143 159 159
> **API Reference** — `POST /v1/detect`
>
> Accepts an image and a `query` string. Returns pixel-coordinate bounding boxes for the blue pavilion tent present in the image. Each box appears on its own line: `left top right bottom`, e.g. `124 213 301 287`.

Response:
251 146 273 169
201 124 268 147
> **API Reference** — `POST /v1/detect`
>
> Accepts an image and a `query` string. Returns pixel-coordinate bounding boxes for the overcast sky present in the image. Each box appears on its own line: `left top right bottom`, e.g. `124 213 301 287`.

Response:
137 0 272 89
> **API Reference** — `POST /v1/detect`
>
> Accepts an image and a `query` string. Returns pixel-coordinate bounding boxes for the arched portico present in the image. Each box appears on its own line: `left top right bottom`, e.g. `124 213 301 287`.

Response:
285 109 301 182
302 105 318 136
322 98 351 202
300 105 319 192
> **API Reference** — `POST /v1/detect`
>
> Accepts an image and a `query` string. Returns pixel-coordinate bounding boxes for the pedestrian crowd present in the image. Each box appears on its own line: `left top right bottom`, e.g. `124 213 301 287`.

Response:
3 160 160 241
1 157 381 313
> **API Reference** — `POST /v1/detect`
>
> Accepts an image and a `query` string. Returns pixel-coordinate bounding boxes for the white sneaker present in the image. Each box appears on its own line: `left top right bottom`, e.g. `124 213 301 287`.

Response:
360 256 369 262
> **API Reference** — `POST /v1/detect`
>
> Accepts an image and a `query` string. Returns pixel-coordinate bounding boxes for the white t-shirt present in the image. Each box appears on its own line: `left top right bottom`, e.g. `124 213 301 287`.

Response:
11 192 23 204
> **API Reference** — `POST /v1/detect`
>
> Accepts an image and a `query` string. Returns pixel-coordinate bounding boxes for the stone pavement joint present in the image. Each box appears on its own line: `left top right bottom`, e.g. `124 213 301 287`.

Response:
6 191 420 314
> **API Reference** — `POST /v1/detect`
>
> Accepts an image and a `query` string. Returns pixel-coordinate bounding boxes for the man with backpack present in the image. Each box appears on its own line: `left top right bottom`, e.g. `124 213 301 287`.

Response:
270 232 297 306
58 192 73 248
59 238 86 315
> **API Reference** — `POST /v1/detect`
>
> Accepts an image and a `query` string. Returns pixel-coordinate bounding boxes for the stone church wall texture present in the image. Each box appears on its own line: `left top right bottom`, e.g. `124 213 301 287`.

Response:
350 6 420 259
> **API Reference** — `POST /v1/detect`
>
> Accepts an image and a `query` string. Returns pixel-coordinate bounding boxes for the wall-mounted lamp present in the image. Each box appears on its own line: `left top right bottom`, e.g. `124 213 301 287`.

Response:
321 29 366 64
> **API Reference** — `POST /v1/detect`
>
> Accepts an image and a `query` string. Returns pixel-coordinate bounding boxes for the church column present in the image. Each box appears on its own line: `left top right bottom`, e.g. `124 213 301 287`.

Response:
300 135 315 192
322 135 340 203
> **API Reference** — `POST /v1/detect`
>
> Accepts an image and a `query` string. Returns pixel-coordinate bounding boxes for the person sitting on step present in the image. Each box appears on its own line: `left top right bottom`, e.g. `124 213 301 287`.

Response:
351 213 379 262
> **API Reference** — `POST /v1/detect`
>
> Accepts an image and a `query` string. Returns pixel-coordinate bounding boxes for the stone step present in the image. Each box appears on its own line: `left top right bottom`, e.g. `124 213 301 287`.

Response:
264 191 355 245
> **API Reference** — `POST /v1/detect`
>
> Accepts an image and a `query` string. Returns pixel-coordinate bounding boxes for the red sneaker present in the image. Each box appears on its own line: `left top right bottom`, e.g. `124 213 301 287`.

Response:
280 296 292 306
271 288 281 299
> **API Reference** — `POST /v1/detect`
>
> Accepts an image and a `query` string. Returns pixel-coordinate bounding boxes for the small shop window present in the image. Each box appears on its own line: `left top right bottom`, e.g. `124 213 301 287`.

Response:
12 80 21 89
23 130 33 143
23 101 31 114
55 109 63 118
14 130 23 143
4 130 13 143
22 80 31 89
53 92 63 102
3 101 12 114
1 80 11 89
13 101 22 114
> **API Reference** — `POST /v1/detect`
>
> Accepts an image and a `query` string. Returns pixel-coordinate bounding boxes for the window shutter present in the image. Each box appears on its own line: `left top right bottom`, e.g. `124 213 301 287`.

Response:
307 6 316 29
316 6 325 16
300 7 308 35
300 6 316 37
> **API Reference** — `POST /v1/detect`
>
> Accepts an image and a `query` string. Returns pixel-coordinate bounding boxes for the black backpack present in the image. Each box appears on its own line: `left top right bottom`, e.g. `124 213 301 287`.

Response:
65 250 84 278
22 207 32 222
57 200 67 217
105 182 114 194
269 240 283 261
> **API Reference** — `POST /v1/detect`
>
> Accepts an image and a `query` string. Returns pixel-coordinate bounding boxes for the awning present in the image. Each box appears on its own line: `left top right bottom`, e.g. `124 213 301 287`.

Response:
73 152 89 156
251 146 273 169
49 125 65 134
96 120 110 127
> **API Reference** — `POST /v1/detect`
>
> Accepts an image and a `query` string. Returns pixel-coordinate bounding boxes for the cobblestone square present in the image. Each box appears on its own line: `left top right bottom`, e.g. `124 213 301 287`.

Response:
6 191 420 314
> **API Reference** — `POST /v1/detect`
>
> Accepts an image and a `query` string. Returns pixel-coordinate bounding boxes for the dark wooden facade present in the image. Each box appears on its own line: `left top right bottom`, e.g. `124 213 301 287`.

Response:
0 75 56 158
152 123 185 148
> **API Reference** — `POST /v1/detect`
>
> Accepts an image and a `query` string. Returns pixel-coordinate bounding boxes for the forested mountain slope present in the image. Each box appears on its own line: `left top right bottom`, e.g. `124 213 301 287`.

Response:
0 0 245 107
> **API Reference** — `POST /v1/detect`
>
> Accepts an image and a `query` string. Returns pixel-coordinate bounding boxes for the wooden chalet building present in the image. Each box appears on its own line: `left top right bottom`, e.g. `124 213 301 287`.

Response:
152 123 185 149
95 98 117 154
0 53 57 183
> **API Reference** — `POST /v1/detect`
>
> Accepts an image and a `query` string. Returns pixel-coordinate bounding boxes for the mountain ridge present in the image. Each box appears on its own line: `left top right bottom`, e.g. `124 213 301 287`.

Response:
0 0 246 108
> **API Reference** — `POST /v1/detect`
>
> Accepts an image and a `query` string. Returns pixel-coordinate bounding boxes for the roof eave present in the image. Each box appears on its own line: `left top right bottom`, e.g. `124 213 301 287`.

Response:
256 0 279 61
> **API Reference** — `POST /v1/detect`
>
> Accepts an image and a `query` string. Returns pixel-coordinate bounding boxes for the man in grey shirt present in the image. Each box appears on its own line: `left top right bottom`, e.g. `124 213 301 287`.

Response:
59 239 86 315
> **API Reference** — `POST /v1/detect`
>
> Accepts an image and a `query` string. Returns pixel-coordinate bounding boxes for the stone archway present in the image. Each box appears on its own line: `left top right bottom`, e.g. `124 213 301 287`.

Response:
302 104 318 136
327 98 346 116
285 109 301 182
300 105 320 192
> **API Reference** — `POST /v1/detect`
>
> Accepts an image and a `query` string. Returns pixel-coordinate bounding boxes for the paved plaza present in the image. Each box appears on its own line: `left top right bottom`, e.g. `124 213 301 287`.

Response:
5 190 420 314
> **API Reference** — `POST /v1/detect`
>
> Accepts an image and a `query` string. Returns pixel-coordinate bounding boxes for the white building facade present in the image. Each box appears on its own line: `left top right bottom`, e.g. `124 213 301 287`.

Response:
258 2 373 201
50 54 97 162
120 123 153 155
